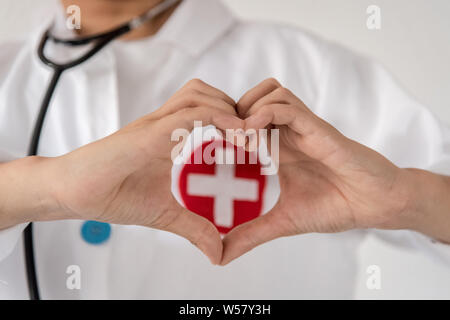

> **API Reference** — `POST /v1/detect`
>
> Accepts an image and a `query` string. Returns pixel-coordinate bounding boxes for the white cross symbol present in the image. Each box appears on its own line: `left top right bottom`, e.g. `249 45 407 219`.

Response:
187 154 259 228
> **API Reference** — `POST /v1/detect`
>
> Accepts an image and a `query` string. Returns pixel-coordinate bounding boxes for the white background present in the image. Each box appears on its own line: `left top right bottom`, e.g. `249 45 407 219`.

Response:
1 0 449 299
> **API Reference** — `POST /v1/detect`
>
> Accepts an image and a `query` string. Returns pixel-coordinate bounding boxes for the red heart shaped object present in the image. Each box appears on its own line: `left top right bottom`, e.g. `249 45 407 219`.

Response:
178 139 266 234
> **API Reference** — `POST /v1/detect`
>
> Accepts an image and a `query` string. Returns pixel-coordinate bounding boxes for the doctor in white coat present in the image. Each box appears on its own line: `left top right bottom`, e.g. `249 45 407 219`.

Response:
1 0 450 299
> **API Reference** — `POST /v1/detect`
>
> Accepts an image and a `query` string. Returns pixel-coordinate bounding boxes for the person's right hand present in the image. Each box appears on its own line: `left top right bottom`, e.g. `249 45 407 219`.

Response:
46 79 243 264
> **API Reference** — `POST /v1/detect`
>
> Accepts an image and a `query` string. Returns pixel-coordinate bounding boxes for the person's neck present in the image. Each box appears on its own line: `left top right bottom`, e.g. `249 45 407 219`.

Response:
60 0 179 41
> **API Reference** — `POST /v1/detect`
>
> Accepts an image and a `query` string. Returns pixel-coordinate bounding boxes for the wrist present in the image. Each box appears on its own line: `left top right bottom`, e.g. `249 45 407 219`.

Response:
31 156 71 221
0 156 67 227
395 168 450 243
396 168 426 230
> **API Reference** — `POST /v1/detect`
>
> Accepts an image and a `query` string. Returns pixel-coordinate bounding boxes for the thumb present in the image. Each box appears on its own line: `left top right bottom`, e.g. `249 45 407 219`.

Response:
161 207 223 265
220 205 293 266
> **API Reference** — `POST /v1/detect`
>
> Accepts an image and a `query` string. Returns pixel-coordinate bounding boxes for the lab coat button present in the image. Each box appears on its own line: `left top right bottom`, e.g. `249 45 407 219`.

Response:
81 221 111 245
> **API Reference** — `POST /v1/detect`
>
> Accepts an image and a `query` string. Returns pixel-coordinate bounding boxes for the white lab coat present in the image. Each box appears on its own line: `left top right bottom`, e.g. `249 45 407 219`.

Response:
1 0 450 299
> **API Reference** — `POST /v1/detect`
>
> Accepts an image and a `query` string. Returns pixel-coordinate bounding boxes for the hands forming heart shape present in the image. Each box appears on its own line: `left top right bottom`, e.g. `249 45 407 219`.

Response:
50 78 414 266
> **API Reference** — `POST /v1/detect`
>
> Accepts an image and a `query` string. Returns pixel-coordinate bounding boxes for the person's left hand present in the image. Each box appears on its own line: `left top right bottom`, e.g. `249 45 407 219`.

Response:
221 78 415 265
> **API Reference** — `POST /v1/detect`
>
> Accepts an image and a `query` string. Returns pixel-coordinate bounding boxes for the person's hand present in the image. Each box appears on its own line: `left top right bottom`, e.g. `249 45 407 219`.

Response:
221 78 414 265
48 79 243 264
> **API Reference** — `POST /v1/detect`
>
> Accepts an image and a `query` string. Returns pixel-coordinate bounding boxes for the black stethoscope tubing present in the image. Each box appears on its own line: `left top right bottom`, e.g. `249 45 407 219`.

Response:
24 24 131 301
24 0 180 300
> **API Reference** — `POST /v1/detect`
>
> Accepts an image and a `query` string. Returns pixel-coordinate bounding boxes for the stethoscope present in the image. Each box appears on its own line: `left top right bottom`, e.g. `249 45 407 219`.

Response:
24 0 181 300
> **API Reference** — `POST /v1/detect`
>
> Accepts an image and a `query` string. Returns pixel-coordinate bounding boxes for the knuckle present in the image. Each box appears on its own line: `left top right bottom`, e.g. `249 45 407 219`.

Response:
180 79 202 92
274 86 291 97
264 77 281 86
191 221 214 248
187 78 204 88
183 91 201 104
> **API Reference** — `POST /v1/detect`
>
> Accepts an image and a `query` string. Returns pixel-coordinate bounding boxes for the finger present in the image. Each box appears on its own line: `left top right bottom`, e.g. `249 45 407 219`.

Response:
151 107 244 162
236 78 282 117
171 92 237 114
177 78 236 107
245 87 300 117
162 207 223 265
166 106 244 133
245 104 317 137
245 104 345 164
220 209 291 265
153 91 237 119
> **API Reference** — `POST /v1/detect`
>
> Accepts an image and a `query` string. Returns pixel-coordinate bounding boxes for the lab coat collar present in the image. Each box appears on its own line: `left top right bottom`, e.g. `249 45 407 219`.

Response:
49 0 236 58
153 0 236 57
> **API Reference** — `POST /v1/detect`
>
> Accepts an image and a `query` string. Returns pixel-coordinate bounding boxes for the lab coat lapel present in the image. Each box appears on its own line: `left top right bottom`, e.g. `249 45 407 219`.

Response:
21 2 121 157
29 32 121 299
33 42 120 156
152 0 236 57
